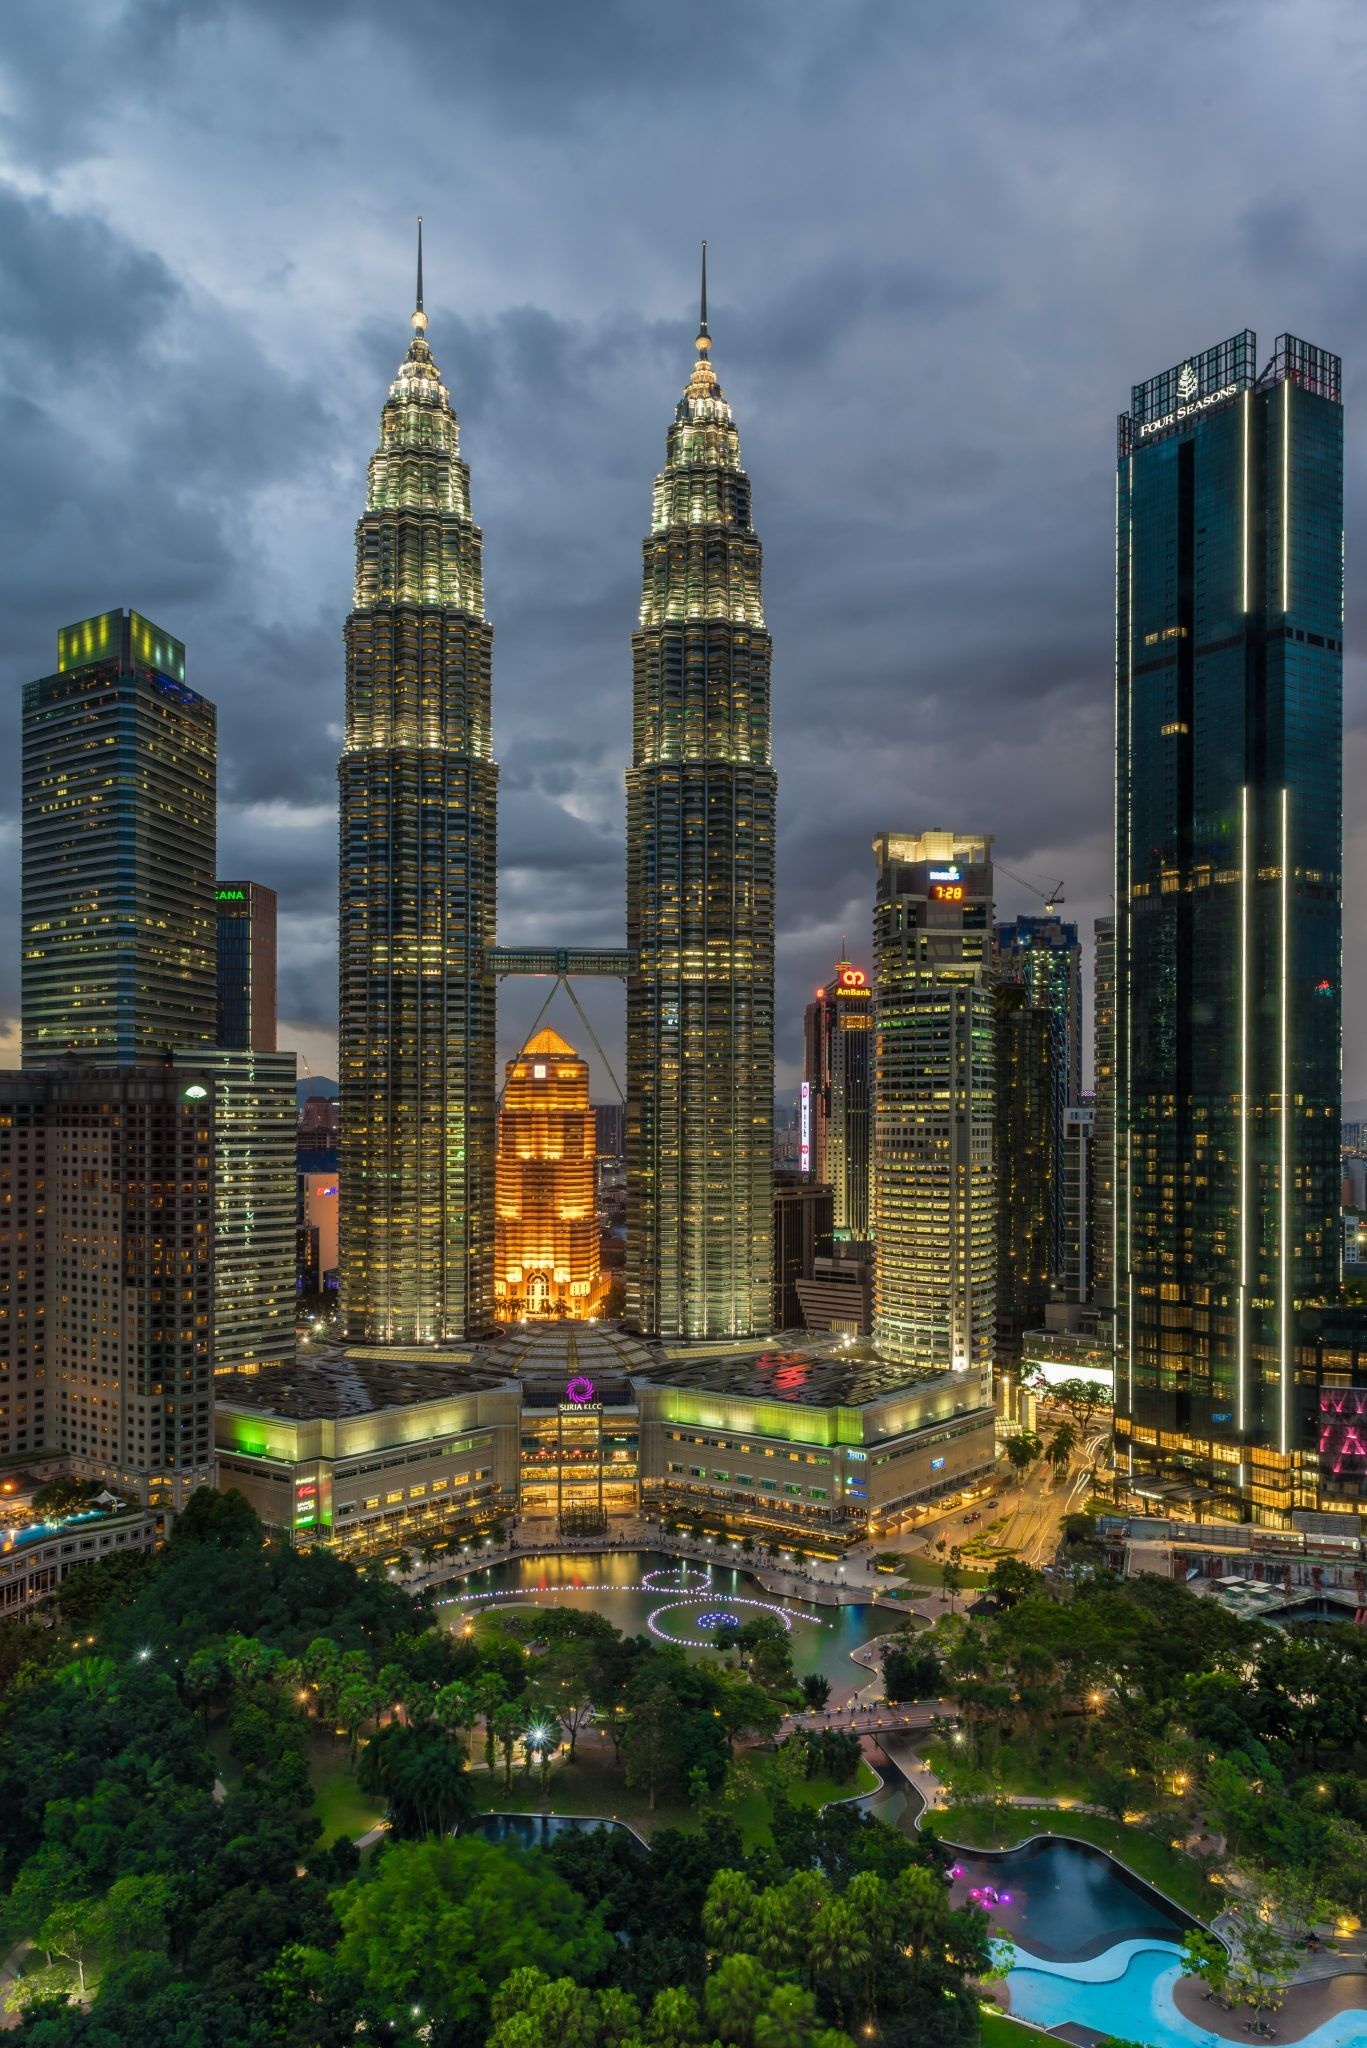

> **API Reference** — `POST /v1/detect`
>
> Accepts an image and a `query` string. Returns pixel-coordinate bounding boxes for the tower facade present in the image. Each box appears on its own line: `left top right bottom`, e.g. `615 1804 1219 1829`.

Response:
1091 915 1116 1309
803 952 872 1238
626 260 775 1339
22 610 215 1067
1114 332 1343 1522
992 980 1053 1360
872 832 995 1384
495 1028 602 1319
995 914 1082 1280
216 880 278 1051
339 246 498 1343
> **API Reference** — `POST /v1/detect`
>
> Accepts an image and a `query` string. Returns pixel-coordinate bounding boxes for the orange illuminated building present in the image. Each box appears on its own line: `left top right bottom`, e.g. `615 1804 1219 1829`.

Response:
495 1028 604 1318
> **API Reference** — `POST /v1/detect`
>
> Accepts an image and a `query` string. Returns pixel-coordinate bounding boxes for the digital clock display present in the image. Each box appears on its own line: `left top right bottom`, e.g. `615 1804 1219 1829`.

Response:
931 883 964 901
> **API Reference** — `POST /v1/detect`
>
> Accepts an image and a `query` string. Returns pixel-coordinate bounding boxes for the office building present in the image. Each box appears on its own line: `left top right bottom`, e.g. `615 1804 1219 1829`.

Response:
1114 331 1343 1522
176 1050 296 1375
1061 1101 1097 1303
338 235 498 1344
872 832 995 1385
494 1028 602 1320
803 951 872 1237
0 1067 215 1507
996 916 1081 1280
1091 916 1116 1308
216 881 278 1051
773 1174 834 1329
626 254 776 1340
22 610 215 1067
993 981 1053 1362
594 1103 626 1160
794 1248 874 1337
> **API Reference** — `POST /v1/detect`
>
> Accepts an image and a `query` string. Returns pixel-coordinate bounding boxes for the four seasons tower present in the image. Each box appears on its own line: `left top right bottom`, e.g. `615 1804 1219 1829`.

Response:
625 252 777 1338
338 230 498 1342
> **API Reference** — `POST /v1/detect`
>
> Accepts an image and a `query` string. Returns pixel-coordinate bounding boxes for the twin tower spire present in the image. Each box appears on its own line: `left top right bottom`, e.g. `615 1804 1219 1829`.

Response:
339 232 775 1347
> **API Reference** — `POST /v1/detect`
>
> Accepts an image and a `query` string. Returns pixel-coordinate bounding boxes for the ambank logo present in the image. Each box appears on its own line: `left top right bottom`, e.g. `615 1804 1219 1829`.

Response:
1176 361 1199 401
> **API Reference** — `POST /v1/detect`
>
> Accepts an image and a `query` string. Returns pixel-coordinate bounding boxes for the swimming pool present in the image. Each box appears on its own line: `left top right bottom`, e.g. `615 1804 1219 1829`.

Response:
1006 1939 1367 2048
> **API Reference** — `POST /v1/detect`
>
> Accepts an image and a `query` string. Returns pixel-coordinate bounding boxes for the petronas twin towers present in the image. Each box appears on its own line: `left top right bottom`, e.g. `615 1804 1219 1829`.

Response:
339 240 774 1346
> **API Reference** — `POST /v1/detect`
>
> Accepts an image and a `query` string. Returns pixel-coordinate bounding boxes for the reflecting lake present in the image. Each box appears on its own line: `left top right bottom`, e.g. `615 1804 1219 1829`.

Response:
947 1835 1193 1961
435 1547 895 1689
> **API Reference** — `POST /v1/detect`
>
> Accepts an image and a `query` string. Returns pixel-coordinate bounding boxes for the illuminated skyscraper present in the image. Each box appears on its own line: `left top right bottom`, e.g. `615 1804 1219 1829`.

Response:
872 831 995 1384
216 880 278 1051
992 980 1053 1361
995 914 1081 1280
803 951 872 1239
626 251 775 1339
22 610 215 1066
339 230 498 1344
1114 333 1343 1521
1091 916 1116 1309
495 1028 602 1319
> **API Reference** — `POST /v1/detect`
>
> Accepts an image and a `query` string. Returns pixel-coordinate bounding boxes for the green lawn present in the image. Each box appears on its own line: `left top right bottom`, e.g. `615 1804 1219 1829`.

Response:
921 1737 1101 1804
723 1757 881 1849
309 1745 387 1845
978 2008 1055 2046
471 1747 880 1847
930 1802 1215 1921
886 1552 991 1587
474 1751 696 1836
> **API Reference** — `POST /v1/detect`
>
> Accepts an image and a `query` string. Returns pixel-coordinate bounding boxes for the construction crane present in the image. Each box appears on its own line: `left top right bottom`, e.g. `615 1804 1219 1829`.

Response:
995 862 1066 914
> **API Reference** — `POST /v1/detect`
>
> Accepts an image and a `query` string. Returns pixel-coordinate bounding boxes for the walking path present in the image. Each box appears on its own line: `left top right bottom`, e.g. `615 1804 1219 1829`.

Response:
1172 1970 1367 2042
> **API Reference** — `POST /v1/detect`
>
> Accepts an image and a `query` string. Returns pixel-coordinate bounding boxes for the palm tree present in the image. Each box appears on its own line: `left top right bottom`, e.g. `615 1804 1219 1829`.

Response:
800 1673 832 1711
1045 1420 1077 1476
702 1869 757 1955
472 1673 506 1774
808 1899 871 2026
492 1702 524 1791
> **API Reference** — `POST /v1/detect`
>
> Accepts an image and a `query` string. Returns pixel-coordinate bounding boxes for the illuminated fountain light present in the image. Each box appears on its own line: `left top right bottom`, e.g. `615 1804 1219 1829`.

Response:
646 1594 811 1647
642 1565 710 1590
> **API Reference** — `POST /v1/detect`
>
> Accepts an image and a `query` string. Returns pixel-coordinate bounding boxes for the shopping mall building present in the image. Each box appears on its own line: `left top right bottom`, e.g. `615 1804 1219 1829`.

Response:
214 1324 996 1557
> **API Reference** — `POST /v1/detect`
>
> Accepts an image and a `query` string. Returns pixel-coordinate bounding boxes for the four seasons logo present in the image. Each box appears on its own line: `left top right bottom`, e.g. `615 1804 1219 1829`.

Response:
1176 361 1199 401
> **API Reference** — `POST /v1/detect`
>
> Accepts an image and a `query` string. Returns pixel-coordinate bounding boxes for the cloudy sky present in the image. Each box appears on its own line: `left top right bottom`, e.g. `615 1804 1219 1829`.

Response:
2 0 1367 1100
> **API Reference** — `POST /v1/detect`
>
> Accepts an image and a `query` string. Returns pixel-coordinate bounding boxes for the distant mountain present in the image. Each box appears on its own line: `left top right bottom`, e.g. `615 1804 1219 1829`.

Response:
297 1077 339 1106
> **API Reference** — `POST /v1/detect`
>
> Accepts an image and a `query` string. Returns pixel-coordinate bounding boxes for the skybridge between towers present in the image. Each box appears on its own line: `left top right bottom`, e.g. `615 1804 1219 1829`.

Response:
486 946 634 1109
486 946 634 978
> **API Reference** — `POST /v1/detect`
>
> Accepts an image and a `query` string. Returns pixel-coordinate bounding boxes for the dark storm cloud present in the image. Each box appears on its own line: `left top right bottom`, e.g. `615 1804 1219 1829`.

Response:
3 0 1367 1091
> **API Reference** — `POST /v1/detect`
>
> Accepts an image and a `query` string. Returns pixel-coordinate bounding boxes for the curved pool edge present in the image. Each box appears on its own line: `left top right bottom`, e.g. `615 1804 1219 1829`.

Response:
1007 1942 1367 2048
471 1808 651 1849
919 1818 1209 1944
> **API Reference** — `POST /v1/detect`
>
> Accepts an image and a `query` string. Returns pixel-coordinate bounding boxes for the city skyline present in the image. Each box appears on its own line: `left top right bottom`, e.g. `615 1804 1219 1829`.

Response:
4 5 1367 1104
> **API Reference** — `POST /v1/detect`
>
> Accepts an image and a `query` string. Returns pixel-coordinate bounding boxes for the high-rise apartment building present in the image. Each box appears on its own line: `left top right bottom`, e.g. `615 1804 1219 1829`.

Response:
22 610 216 1067
216 880 278 1051
803 952 872 1239
995 916 1081 1280
0 1067 215 1506
993 981 1053 1361
872 831 995 1383
1091 916 1116 1309
1115 332 1343 1522
495 1028 602 1319
626 256 775 1339
179 1049 297 1375
338 239 498 1343
1061 1101 1097 1304
0 1076 48 1462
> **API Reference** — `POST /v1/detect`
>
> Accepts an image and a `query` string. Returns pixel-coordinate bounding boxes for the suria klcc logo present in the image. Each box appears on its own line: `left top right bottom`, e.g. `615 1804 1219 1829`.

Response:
1176 361 1199 401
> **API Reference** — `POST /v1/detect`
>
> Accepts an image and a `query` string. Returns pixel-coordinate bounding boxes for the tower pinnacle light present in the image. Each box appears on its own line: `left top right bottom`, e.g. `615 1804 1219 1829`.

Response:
338 238 499 1344
626 251 776 1339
